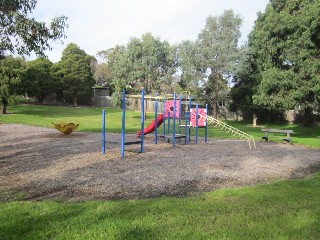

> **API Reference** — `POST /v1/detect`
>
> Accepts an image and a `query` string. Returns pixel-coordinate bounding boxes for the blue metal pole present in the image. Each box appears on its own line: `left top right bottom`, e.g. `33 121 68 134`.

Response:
188 97 192 142
196 104 199 144
102 109 106 154
205 104 208 143
179 96 182 135
185 111 188 145
163 98 166 138
154 92 158 144
173 93 176 147
141 89 145 153
168 114 170 135
121 90 125 159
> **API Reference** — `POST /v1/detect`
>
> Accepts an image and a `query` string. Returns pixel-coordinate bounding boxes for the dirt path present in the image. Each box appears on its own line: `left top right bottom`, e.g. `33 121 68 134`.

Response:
0 124 319 201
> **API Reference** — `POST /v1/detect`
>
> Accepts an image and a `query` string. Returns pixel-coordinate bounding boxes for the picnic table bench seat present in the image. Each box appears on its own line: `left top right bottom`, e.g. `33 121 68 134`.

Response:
261 128 294 143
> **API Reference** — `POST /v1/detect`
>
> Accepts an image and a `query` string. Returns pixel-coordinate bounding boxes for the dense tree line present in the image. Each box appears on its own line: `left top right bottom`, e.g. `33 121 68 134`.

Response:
100 10 242 117
1 0 319 126
178 10 242 119
0 0 69 113
98 33 178 106
57 43 95 107
230 0 320 126
0 56 25 113
0 42 95 113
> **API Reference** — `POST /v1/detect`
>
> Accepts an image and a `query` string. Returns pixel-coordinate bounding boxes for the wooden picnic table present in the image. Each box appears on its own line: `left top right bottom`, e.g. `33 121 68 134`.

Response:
261 128 294 143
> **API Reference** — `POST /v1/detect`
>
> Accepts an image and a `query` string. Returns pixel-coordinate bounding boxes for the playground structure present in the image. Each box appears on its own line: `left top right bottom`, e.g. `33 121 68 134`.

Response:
52 121 79 134
157 93 209 146
153 93 255 149
102 89 145 159
102 89 256 159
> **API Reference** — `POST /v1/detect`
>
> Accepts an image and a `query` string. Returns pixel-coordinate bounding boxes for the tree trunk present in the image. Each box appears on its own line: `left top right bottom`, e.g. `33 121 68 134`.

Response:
253 113 257 127
73 96 78 107
303 107 313 127
213 102 218 119
1 97 8 114
40 94 47 104
144 99 147 120
38 96 44 105
207 98 218 119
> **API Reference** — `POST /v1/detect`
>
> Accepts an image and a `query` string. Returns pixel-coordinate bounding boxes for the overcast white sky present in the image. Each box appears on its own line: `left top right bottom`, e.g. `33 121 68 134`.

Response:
30 0 270 62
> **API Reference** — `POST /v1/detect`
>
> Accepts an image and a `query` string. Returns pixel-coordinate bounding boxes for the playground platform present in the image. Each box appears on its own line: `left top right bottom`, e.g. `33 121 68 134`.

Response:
159 134 187 143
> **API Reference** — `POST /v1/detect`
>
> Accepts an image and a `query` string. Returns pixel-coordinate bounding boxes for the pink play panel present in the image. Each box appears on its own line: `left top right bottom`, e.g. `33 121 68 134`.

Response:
190 108 207 126
164 100 180 118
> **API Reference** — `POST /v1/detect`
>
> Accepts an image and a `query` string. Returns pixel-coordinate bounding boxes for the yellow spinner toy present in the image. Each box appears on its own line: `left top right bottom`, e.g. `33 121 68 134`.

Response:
52 121 79 134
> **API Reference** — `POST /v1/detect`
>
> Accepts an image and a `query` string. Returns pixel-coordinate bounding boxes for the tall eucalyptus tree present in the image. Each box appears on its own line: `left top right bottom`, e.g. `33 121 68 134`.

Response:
250 0 320 125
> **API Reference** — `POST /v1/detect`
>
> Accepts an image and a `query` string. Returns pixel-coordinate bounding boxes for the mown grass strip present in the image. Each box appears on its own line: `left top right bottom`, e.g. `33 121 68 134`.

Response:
1 173 319 239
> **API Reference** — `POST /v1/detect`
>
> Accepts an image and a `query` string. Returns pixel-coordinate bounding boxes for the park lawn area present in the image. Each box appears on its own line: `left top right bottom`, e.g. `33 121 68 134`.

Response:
1 104 320 239
0 104 142 133
1 173 320 239
1 104 320 148
205 120 320 148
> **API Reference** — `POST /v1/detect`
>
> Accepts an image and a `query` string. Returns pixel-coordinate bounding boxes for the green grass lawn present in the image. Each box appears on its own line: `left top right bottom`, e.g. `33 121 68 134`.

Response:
1 104 320 239
1 173 319 239
1 104 320 148
0 104 142 133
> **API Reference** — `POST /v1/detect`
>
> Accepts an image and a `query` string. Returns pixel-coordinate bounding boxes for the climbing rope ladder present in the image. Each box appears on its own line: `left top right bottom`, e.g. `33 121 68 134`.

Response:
200 114 256 149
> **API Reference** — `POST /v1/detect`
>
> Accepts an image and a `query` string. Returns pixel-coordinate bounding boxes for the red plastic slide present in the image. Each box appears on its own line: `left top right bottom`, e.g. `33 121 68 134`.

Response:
136 114 164 136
